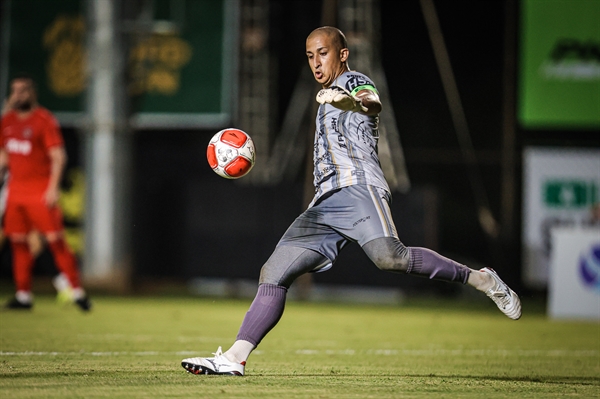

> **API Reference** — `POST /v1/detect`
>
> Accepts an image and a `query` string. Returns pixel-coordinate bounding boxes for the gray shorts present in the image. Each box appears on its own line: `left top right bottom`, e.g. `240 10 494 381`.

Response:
277 184 398 271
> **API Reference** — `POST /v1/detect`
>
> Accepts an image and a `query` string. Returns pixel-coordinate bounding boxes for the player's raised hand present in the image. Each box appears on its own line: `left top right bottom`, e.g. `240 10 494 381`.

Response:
316 86 368 113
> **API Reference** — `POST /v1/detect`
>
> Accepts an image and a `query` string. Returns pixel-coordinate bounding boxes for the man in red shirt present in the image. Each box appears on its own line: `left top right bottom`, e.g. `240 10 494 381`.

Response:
0 73 91 311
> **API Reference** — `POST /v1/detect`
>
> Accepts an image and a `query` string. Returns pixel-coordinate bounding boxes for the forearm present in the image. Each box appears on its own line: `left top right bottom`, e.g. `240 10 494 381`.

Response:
355 90 382 115
47 147 66 191
0 149 8 182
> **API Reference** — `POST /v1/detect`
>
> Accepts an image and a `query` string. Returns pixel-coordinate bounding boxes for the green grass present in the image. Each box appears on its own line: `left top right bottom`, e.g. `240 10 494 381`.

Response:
0 294 599 398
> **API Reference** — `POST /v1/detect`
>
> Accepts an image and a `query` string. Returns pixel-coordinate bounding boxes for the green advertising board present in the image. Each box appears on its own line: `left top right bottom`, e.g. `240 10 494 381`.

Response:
3 0 84 118
2 0 238 128
519 0 600 129
543 180 598 208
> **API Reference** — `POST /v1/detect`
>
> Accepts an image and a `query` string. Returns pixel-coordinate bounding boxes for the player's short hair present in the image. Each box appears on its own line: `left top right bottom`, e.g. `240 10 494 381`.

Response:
10 72 37 91
309 26 348 51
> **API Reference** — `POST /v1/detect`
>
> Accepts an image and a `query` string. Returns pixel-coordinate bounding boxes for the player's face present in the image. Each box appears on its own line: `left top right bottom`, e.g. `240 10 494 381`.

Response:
306 33 348 88
9 79 36 112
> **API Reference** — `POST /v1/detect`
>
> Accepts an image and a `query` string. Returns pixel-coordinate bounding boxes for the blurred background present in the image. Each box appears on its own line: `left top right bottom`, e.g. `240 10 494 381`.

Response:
0 0 598 308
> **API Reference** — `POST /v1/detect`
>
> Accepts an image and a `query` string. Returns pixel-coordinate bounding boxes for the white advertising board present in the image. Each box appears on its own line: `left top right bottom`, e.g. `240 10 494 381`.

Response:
522 147 600 288
548 227 600 320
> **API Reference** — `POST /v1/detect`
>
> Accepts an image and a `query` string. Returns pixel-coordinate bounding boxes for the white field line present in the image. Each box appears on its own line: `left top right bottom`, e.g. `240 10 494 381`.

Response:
0 349 597 357
0 351 209 356
295 349 600 357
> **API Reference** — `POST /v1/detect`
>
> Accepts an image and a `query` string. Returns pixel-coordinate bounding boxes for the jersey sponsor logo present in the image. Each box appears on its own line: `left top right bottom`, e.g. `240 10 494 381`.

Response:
345 74 375 93
5 138 32 155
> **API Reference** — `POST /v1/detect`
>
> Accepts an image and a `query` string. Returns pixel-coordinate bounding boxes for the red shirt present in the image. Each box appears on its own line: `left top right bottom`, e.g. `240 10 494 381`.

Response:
1 107 64 199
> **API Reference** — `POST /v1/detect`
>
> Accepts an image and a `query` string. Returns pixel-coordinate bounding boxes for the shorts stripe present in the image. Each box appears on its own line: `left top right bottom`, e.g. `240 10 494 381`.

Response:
367 186 397 238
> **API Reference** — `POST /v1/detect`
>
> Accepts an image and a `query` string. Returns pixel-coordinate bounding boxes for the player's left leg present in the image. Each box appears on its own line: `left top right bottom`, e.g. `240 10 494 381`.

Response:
31 204 92 311
354 185 520 319
362 237 470 283
45 232 80 287
362 238 521 320
44 232 91 311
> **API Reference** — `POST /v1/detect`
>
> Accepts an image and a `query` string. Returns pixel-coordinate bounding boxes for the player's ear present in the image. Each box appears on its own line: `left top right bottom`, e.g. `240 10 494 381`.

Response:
340 48 349 63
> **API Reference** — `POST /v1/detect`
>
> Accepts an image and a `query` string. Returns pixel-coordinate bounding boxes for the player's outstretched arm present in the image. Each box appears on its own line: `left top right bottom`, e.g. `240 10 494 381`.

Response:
316 86 381 115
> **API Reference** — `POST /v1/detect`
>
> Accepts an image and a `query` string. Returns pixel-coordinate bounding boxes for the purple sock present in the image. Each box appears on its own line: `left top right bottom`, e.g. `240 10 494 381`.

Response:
236 283 287 346
408 247 470 284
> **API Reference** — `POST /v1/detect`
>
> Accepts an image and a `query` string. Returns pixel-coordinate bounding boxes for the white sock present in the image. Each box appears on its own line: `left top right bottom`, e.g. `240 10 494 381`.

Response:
467 269 494 292
52 273 72 292
72 287 86 300
15 290 33 304
225 340 255 363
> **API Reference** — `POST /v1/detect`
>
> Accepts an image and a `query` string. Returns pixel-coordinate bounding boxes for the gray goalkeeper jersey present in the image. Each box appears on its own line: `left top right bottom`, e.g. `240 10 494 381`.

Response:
310 70 390 207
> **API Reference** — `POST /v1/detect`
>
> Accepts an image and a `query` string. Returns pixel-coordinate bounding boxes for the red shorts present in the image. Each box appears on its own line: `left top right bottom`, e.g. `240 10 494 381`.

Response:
3 196 65 235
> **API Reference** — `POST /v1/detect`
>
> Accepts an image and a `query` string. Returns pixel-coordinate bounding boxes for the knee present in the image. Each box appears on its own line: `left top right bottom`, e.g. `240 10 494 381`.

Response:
259 262 294 287
370 241 410 273
259 264 282 286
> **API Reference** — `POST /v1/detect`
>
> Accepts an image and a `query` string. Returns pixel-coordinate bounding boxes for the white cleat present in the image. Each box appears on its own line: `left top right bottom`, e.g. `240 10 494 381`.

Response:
481 267 522 320
181 346 245 376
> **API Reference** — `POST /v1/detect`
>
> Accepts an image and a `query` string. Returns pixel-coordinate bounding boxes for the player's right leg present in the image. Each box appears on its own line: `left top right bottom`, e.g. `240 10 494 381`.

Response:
4 236 35 309
3 200 35 310
182 245 329 376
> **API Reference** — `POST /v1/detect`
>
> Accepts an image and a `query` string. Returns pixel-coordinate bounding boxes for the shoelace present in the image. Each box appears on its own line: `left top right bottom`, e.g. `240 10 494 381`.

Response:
488 284 511 309
212 347 224 357
494 292 510 309
210 347 235 369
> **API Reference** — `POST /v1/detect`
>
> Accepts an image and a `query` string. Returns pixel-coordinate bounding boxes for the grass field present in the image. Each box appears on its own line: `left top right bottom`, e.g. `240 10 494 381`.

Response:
0 291 598 398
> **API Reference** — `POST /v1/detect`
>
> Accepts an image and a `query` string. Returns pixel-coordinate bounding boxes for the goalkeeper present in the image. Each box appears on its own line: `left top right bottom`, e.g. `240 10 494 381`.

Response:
182 26 521 376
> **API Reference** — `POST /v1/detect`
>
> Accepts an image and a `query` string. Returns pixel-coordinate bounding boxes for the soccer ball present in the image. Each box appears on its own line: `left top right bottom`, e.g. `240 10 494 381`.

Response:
207 128 255 179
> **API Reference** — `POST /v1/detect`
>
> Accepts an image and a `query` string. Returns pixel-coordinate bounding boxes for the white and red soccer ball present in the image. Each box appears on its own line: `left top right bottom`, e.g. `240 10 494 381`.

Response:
207 128 255 179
